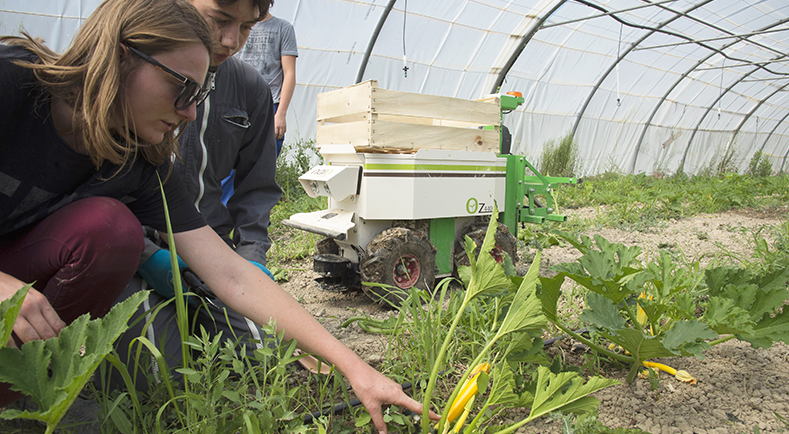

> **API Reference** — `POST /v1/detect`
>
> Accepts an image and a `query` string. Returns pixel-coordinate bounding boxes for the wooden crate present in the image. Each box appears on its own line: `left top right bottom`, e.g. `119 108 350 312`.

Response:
316 80 501 153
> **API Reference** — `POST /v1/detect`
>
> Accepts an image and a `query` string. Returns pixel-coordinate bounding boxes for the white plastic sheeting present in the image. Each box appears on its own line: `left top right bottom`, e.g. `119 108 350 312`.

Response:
2 0 788 175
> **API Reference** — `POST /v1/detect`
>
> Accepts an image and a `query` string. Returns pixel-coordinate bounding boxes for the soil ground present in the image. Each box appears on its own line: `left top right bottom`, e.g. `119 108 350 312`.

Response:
279 207 789 434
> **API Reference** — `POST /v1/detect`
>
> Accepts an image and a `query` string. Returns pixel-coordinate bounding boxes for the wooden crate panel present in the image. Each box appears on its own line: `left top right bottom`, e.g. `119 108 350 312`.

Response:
317 81 374 124
317 120 499 152
317 121 372 147
318 113 490 129
317 80 500 126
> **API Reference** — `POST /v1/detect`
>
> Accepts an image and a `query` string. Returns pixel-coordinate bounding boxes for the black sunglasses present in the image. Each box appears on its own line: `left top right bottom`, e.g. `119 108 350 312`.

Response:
126 45 210 110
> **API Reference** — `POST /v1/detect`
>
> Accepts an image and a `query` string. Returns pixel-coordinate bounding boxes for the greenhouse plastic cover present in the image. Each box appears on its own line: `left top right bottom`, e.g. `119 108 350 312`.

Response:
1 0 788 175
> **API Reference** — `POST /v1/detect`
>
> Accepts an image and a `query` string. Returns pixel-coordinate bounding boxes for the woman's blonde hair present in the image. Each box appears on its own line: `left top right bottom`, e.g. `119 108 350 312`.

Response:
1 0 213 170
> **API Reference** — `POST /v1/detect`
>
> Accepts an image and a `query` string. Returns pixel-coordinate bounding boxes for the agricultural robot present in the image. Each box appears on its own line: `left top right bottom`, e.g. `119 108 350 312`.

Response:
283 81 578 305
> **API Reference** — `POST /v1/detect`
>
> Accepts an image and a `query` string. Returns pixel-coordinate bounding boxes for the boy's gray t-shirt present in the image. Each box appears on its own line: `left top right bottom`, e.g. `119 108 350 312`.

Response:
235 16 298 103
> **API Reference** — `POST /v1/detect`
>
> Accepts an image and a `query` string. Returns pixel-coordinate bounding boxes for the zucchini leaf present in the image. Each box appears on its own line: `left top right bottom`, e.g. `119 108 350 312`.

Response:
702 296 755 335
579 292 626 331
704 265 789 348
464 208 511 300
662 320 717 358
0 290 148 429
485 362 520 409
606 329 677 360
538 274 565 323
0 285 29 349
706 266 789 322
495 366 618 434
740 308 789 348
495 251 547 338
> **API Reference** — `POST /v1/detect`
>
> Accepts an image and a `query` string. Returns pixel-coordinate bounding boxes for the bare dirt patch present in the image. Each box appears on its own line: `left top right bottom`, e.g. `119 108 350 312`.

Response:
280 208 789 433
540 207 785 269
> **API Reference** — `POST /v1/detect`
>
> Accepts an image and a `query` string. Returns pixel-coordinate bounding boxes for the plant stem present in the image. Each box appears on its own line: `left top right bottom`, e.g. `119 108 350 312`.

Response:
709 334 736 346
553 323 634 363
422 292 470 433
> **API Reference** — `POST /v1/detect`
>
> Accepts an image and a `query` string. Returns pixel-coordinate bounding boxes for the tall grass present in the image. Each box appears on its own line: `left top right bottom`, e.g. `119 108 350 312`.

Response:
268 139 325 268
552 171 789 232
538 132 580 177
276 138 322 202
747 150 773 177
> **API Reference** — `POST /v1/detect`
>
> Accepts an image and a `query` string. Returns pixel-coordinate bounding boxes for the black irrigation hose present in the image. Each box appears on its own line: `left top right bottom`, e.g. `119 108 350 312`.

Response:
544 328 592 354
303 380 415 424
543 327 588 348
302 369 454 424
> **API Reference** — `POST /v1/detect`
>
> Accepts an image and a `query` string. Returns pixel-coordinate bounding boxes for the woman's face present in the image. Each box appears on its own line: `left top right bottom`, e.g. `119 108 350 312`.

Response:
119 43 210 144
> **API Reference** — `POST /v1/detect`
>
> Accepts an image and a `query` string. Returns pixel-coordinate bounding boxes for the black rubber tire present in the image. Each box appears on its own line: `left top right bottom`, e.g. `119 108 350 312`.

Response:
316 237 340 255
454 223 518 267
360 228 437 307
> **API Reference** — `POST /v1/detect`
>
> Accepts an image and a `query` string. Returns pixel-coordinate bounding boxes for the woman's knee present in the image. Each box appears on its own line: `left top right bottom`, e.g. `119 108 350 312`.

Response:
40 198 144 320
70 197 141 235
65 197 144 260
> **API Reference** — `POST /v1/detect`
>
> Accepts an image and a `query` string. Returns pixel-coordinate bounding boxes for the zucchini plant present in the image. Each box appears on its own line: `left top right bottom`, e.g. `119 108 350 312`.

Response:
539 231 789 384
0 285 147 434
417 207 618 434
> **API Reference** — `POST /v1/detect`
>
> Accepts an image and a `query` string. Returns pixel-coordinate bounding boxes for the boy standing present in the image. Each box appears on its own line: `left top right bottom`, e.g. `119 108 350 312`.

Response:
235 4 297 156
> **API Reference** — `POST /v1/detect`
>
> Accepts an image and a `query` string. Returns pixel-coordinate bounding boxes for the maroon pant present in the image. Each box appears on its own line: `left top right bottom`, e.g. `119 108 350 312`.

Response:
0 197 144 407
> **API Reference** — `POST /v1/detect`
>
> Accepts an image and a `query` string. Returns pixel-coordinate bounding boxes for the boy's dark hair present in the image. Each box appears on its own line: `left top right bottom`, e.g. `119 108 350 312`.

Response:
218 0 274 20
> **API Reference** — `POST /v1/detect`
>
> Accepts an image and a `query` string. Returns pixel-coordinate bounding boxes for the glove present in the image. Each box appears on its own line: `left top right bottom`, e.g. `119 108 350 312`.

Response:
249 260 275 281
137 249 187 299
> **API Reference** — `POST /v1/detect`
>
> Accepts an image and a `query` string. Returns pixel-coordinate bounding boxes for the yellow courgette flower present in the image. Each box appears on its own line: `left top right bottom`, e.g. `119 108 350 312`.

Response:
637 292 653 325
642 361 697 385
637 292 655 335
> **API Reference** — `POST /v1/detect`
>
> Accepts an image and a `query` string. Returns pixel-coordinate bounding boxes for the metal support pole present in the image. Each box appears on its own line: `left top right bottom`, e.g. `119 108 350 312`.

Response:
355 0 397 84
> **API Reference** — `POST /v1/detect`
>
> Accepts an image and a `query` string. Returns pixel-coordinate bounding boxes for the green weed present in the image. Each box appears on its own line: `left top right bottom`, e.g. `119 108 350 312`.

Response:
548 412 651 434
718 220 789 273
695 141 739 177
557 172 789 232
268 139 326 268
775 412 789 432
277 138 323 202
539 132 580 178
268 194 325 267
747 151 773 177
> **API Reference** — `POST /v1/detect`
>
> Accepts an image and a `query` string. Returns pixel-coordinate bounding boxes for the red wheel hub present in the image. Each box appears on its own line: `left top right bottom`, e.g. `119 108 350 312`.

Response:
392 254 421 289
490 246 505 263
